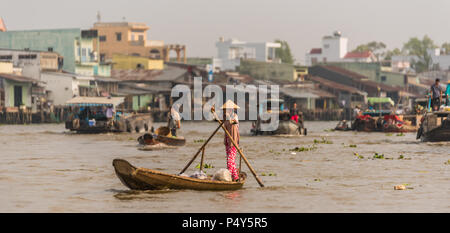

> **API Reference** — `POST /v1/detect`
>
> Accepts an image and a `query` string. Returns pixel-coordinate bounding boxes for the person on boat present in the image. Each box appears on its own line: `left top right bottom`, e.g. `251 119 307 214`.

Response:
290 103 300 123
353 105 362 118
106 106 115 126
221 100 240 181
431 78 443 111
445 80 450 106
168 104 181 137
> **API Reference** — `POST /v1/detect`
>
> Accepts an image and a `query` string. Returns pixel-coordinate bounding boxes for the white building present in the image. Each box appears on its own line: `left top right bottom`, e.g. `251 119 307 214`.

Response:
213 37 281 71
391 48 450 73
40 72 94 106
305 31 348 66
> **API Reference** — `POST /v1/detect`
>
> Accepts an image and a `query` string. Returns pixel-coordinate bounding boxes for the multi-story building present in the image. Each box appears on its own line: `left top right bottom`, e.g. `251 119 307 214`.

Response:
92 22 186 64
0 28 111 77
213 37 281 71
305 31 348 66
0 48 63 80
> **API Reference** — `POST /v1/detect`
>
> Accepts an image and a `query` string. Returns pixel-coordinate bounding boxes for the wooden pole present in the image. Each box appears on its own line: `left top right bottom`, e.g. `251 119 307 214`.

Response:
179 121 224 174
212 110 265 187
200 147 205 172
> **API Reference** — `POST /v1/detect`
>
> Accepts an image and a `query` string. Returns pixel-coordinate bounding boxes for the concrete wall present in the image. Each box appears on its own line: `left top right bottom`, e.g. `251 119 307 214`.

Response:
238 59 295 81
40 72 77 106
112 54 164 70
214 39 280 71
0 61 13 73
132 94 152 111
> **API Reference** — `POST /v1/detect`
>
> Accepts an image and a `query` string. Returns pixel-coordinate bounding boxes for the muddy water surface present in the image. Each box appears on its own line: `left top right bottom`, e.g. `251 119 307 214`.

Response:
0 121 448 212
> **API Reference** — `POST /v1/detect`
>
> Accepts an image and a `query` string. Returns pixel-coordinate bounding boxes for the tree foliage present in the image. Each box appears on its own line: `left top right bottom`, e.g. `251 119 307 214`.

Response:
402 35 437 73
274 39 294 64
384 48 402 61
352 41 386 61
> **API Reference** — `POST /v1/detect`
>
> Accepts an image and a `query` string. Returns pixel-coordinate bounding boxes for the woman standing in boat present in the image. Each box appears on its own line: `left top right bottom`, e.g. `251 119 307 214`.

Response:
222 100 240 181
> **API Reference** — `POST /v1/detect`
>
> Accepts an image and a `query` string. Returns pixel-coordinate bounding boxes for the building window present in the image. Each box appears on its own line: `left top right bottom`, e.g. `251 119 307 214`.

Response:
131 34 135 41
100 54 106 62
81 48 87 56
324 44 330 49
18 54 37 59
0 55 12 60
138 35 144 41
116 33 122 41
99 35 106 42
381 76 387 82
48 47 53 52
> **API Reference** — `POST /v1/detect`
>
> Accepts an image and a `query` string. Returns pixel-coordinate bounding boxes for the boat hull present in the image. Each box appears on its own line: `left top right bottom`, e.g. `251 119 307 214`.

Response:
112 159 245 191
137 133 186 147
420 127 450 142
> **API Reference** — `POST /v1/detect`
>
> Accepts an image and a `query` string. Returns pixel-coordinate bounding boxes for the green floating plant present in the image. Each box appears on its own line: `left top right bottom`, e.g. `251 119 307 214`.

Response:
195 163 214 169
373 153 385 159
314 137 333 144
354 152 364 159
289 145 317 152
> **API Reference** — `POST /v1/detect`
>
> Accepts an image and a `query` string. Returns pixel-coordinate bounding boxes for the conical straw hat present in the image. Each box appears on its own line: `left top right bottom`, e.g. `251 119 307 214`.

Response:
221 100 240 109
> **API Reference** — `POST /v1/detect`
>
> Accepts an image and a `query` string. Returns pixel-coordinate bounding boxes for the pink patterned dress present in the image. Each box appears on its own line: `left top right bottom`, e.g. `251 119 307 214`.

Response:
224 112 240 181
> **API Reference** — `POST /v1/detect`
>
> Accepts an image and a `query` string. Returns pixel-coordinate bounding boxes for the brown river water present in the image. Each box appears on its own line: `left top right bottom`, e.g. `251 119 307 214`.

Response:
0 121 448 212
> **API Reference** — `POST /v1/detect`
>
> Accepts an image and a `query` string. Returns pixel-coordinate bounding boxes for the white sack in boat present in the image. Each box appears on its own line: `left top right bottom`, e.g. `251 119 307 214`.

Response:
213 169 232 182
190 171 207 180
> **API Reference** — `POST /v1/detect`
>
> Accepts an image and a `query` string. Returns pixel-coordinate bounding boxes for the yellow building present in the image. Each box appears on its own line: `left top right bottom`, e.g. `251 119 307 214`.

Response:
92 22 186 63
0 61 13 73
112 54 164 70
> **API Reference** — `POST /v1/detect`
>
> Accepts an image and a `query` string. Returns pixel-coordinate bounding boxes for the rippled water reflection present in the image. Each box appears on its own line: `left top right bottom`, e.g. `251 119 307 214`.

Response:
0 121 448 212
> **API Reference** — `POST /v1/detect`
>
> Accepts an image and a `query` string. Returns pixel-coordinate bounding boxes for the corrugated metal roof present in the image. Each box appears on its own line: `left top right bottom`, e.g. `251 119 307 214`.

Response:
111 65 187 82
66 97 124 106
0 73 39 83
309 76 366 95
280 87 335 99
320 65 401 92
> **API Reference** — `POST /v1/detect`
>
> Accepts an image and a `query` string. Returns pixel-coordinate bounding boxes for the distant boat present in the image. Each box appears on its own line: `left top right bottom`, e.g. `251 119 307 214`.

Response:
137 126 186 147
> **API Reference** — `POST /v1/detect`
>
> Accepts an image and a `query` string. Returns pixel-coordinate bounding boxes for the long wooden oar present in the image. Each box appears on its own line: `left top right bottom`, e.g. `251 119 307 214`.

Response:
179 121 224 175
212 110 265 187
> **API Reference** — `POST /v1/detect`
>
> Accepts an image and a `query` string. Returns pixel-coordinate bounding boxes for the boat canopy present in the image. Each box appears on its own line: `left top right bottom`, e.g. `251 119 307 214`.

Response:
66 97 125 107
367 97 395 106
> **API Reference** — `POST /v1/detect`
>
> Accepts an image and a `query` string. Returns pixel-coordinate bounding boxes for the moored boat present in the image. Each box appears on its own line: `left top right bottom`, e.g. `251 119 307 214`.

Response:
112 159 246 191
65 97 153 133
417 111 450 142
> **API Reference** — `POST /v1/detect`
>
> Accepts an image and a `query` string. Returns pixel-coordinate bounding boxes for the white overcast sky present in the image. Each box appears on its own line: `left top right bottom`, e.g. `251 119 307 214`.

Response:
2 0 450 64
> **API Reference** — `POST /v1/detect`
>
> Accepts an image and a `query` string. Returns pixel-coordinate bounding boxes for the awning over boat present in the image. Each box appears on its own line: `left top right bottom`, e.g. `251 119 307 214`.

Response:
367 97 395 106
66 96 125 107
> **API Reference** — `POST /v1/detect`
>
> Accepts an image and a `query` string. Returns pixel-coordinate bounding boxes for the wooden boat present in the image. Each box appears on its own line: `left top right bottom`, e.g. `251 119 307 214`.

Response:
417 111 450 142
352 112 418 133
335 120 351 131
137 126 186 147
112 159 246 191
65 97 153 134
